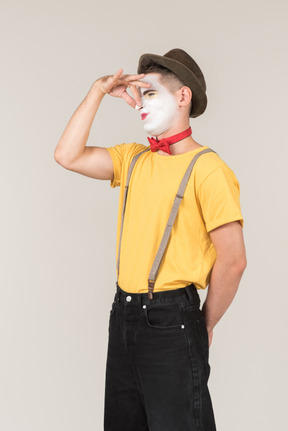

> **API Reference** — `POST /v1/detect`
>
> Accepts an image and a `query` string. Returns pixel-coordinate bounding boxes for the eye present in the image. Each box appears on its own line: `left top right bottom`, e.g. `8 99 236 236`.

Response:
143 91 158 99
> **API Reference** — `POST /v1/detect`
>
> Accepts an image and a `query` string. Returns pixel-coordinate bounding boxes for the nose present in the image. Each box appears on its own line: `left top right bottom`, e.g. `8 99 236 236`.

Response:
139 98 146 109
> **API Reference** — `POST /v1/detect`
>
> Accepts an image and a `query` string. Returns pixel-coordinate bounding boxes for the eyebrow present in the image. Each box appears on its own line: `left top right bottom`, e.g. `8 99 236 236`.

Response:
142 89 157 95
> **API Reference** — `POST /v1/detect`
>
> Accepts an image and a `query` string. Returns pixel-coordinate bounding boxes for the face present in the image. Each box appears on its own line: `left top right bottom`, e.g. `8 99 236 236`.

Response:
138 74 181 136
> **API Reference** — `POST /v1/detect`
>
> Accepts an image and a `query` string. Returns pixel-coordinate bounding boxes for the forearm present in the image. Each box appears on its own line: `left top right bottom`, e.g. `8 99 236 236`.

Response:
202 258 246 332
54 81 105 163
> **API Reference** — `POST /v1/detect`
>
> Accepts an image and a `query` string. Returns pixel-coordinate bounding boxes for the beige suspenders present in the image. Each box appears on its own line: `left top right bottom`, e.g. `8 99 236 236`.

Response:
116 147 216 300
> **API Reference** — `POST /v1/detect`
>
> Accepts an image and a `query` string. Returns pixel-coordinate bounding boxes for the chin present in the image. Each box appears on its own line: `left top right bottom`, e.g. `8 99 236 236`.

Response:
144 125 166 137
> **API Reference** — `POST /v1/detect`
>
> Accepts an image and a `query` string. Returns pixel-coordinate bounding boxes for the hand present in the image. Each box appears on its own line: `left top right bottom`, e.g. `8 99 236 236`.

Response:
95 69 151 108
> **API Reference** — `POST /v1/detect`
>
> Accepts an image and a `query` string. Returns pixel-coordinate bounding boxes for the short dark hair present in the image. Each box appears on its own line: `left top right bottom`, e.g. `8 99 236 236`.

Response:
138 59 184 91
138 59 192 115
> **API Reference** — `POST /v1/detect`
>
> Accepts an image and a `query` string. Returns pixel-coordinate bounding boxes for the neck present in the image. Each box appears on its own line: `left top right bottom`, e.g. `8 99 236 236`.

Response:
155 122 203 156
155 119 190 140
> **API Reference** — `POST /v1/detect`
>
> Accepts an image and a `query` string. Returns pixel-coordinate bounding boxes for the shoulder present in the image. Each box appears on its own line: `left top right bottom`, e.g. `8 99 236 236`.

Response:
126 143 149 160
106 142 149 161
106 142 149 188
194 147 240 189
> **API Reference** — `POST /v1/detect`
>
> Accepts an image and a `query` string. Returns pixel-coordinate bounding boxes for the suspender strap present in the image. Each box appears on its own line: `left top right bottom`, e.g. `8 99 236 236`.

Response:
116 148 150 276
147 148 216 299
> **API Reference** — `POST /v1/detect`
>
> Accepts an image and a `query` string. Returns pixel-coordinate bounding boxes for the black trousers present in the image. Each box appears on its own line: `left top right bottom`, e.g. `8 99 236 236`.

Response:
104 282 217 431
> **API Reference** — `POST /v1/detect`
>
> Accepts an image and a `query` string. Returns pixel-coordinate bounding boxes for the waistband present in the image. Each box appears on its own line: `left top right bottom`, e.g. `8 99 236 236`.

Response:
114 282 200 307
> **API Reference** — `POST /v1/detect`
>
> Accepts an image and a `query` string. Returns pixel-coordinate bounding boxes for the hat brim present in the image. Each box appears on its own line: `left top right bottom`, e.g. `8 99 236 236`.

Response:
138 53 207 118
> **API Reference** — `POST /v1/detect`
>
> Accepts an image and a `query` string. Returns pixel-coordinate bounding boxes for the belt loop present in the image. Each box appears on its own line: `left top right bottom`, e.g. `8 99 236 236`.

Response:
184 284 196 304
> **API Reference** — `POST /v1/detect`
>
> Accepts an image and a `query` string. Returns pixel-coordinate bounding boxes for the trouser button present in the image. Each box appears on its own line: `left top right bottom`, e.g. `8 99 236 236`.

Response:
126 296 132 302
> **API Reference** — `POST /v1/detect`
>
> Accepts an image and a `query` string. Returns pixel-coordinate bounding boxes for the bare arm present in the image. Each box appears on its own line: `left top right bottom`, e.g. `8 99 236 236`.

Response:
202 220 247 347
54 69 150 179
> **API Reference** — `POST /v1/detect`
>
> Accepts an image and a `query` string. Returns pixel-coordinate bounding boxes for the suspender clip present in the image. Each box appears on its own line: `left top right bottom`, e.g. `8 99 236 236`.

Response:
148 280 155 300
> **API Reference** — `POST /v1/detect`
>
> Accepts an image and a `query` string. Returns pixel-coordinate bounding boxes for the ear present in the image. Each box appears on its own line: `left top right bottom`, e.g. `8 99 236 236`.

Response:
178 86 192 108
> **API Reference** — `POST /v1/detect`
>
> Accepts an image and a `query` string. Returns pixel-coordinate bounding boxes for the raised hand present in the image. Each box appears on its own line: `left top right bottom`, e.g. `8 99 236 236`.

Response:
95 69 151 108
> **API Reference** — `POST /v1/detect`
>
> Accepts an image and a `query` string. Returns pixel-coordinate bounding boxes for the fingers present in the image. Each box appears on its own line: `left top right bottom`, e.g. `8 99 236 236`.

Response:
118 71 151 88
107 69 151 107
131 80 151 88
121 90 138 108
122 72 145 81
129 85 142 107
112 68 124 80
112 70 147 83
111 69 151 89
120 79 150 89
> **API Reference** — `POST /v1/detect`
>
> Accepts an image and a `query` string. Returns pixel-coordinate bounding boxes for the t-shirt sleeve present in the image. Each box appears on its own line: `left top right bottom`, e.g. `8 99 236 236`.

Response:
106 143 128 188
197 165 244 233
106 142 148 188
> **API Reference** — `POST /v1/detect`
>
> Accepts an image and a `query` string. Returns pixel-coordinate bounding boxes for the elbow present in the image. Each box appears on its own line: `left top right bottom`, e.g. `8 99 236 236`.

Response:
216 254 247 274
238 256 247 273
54 149 61 164
233 254 247 274
54 148 69 167
54 146 62 163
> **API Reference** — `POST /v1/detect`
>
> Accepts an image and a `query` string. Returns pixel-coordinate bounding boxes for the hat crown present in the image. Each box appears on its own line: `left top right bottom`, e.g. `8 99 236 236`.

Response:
163 48 206 92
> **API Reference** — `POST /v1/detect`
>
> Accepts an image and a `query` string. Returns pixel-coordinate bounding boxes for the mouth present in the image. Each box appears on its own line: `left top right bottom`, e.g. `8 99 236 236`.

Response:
141 113 149 120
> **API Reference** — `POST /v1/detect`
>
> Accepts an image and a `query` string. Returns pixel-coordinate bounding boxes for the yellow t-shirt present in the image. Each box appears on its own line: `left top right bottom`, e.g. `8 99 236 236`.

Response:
106 143 244 293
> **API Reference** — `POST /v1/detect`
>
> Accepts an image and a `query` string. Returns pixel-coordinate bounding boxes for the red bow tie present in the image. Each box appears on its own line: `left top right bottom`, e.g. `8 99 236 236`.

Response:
147 127 192 155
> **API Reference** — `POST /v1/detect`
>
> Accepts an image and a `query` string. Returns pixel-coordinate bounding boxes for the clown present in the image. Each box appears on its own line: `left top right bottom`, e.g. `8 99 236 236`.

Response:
137 74 183 136
55 49 246 431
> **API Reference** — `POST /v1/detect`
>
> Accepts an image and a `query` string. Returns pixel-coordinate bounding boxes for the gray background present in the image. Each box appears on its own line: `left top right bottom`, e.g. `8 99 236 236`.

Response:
1 0 287 429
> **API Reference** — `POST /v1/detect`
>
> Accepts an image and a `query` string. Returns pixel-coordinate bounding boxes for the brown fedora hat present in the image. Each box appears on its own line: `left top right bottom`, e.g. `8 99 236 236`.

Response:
137 48 207 118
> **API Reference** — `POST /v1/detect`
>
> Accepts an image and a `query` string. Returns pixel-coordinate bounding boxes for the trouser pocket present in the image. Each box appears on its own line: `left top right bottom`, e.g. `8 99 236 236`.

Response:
144 302 184 329
181 305 210 363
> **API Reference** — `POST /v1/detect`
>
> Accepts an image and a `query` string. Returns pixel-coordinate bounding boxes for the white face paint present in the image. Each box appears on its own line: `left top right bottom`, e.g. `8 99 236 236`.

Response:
138 74 181 137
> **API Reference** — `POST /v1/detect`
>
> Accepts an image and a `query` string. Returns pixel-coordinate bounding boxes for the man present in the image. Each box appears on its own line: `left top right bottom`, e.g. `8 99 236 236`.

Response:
54 48 247 431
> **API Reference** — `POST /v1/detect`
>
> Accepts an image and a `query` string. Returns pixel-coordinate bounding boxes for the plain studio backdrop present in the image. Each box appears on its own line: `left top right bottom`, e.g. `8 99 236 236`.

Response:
0 0 287 430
